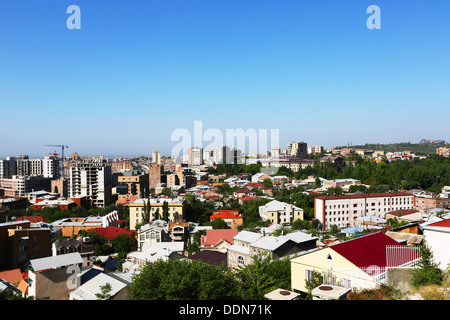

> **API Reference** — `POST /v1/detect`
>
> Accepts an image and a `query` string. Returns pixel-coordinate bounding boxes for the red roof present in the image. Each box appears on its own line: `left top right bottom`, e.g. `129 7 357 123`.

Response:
386 209 419 217
201 229 238 247
239 196 260 201
245 183 263 187
14 216 48 223
428 219 450 228
330 232 416 270
234 189 253 194
91 227 135 239
211 210 243 220
0 268 24 284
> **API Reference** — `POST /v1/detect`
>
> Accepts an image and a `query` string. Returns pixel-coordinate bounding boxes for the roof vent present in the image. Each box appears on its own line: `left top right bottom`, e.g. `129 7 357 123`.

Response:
319 285 333 291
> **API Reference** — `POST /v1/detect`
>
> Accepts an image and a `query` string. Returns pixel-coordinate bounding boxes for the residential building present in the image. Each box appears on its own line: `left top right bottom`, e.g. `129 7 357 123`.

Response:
52 237 95 268
69 272 129 300
0 175 52 197
227 230 317 269
148 164 161 190
210 210 244 229
68 159 112 208
290 232 420 293
28 252 84 300
259 200 304 225
135 220 171 249
314 192 415 231
128 197 185 230
152 151 161 165
187 147 203 166
414 192 450 211
385 209 422 223
289 141 307 159
420 219 450 269
200 229 238 252
51 211 119 238
436 147 450 157
117 170 149 200
233 188 255 199
307 145 324 155
0 220 52 271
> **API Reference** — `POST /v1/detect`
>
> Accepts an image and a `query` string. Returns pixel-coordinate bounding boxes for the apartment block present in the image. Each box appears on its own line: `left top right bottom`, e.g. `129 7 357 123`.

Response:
129 197 185 230
117 171 149 200
259 200 304 225
68 159 112 208
148 164 161 190
315 192 415 231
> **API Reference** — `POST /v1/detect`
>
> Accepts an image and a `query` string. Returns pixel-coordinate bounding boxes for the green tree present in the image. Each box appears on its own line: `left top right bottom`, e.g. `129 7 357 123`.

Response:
410 240 443 288
112 233 136 260
130 259 242 300
95 283 112 300
162 201 169 221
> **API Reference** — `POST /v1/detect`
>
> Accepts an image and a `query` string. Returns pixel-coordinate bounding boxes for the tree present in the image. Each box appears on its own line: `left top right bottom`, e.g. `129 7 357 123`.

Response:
95 283 112 300
304 270 323 300
130 259 242 300
162 201 169 221
112 233 136 260
410 240 443 288
142 197 151 225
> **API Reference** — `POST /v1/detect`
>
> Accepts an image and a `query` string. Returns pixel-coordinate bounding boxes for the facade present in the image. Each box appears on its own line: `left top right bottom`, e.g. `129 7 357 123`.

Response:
0 220 51 271
117 171 149 200
259 200 304 225
128 197 185 230
0 175 52 197
314 192 415 231
28 252 84 300
148 164 161 190
152 151 161 165
187 147 204 166
52 237 95 268
68 159 112 208
289 141 308 159
421 219 450 269
414 193 450 211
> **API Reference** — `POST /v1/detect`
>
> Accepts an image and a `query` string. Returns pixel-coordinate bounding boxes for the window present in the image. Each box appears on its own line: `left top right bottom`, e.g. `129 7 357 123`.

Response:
238 256 244 265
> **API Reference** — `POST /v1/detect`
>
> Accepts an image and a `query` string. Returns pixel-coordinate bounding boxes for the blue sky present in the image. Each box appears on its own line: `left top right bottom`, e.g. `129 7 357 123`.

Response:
0 0 449 157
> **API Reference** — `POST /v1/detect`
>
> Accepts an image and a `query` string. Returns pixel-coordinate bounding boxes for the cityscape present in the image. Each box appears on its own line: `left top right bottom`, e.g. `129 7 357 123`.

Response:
0 0 449 311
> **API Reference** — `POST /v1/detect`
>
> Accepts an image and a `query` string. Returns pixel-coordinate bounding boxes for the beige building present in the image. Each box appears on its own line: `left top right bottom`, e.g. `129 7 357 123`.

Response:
117 171 149 200
129 197 185 230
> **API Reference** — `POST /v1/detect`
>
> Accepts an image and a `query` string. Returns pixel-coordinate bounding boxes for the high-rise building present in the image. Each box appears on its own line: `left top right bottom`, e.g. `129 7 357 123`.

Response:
289 141 308 159
68 159 112 208
187 147 203 166
152 151 161 165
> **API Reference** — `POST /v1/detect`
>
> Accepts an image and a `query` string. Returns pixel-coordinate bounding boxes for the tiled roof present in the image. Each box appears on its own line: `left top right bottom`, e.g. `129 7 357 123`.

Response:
14 216 48 223
210 210 243 220
201 229 238 247
0 268 23 285
386 209 419 217
91 227 134 239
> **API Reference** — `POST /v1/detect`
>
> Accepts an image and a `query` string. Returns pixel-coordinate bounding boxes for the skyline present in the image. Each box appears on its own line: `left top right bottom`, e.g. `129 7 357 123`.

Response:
1 0 449 157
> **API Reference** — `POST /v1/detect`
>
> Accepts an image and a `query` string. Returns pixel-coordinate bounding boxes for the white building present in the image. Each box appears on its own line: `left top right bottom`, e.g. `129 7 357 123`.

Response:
68 159 112 208
259 200 304 224
187 147 203 166
315 192 415 231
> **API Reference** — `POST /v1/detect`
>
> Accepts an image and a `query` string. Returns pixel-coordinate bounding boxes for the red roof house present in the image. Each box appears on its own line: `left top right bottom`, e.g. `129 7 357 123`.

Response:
200 229 238 251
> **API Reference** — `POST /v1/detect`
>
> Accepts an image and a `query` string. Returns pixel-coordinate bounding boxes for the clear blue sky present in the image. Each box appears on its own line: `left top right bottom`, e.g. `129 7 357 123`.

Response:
1 0 449 157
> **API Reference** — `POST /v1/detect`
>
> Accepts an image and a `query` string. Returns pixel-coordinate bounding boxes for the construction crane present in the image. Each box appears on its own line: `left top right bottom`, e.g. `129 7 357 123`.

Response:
45 145 69 178
49 151 59 157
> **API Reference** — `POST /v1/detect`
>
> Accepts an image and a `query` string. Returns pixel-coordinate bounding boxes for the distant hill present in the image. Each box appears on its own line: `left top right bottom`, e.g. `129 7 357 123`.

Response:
335 142 448 155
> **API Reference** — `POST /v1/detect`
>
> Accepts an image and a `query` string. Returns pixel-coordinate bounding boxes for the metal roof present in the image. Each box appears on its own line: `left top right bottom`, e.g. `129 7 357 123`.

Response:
30 252 83 272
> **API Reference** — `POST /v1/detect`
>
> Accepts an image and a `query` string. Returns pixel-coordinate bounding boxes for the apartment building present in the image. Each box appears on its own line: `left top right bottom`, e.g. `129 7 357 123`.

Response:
148 164 161 190
152 151 161 165
259 200 304 225
0 156 60 179
68 159 112 208
0 175 52 197
117 171 149 200
314 192 415 231
288 141 307 159
187 147 203 166
129 197 185 230
307 145 324 155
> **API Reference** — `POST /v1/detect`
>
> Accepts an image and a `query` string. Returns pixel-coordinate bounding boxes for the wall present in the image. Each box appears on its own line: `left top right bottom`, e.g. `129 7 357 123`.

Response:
385 267 414 293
